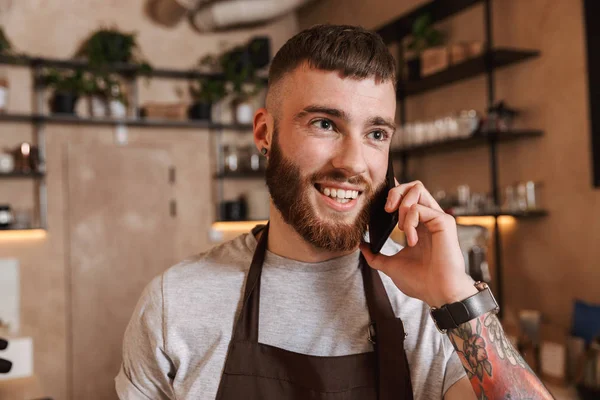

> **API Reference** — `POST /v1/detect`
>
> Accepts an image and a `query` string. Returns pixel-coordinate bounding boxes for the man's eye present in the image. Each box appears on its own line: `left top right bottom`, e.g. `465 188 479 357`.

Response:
368 130 389 141
312 119 333 130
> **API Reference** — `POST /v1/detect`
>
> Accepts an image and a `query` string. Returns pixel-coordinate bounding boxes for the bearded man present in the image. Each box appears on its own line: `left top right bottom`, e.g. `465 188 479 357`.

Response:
116 24 553 400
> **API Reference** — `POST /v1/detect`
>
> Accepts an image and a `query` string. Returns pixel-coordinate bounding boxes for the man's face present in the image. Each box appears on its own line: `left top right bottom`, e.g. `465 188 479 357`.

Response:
265 64 397 251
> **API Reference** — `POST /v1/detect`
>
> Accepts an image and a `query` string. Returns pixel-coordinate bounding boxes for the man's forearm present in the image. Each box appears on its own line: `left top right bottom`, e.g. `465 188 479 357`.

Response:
447 313 554 399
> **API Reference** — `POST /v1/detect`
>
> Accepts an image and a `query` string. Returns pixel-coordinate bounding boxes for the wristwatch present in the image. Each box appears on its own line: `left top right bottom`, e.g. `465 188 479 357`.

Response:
430 281 499 334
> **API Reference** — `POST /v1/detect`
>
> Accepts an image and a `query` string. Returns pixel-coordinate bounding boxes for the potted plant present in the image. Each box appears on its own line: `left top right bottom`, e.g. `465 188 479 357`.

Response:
220 45 265 125
42 68 87 115
105 75 128 118
405 14 445 81
76 27 152 74
83 73 109 117
188 78 226 121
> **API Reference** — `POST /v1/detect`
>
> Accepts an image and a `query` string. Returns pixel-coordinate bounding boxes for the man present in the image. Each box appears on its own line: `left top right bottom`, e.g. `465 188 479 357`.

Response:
116 24 553 399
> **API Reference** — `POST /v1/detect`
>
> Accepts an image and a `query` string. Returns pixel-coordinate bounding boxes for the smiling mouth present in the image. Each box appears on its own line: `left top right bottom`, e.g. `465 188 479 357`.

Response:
314 183 363 204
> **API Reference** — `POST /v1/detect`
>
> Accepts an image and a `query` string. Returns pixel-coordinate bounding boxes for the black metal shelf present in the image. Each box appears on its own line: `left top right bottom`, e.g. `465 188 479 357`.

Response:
0 113 253 130
0 54 268 82
392 130 543 157
375 0 483 43
0 171 45 179
399 49 539 97
214 171 265 179
453 210 548 218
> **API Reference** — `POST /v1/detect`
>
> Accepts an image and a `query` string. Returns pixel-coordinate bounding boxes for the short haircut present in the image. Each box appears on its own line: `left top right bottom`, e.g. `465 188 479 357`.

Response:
266 24 397 111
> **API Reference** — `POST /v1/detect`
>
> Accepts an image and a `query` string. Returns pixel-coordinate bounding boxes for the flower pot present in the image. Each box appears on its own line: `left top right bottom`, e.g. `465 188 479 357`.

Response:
0 79 8 113
234 101 254 125
88 95 108 117
187 102 212 121
49 92 79 115
109 99 127 119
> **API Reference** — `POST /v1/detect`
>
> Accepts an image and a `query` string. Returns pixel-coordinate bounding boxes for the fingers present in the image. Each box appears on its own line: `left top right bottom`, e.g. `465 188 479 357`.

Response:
385 181 443 229
359 242 391 272
404 203 454 247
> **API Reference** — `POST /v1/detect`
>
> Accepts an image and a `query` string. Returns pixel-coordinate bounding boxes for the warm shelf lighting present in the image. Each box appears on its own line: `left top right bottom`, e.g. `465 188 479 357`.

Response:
456 216 517 228
0 229 47 240
211 220 268 232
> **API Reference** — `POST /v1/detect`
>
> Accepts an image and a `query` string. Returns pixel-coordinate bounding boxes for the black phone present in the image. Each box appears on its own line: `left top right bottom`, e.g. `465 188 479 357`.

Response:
367 155 399 254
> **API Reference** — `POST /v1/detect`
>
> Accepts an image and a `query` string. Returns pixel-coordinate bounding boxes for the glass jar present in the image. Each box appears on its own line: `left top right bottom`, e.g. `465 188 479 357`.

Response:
223 145 239 173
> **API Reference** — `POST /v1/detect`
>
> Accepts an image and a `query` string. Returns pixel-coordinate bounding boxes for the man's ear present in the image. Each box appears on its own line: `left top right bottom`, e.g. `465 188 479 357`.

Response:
253 108 273 155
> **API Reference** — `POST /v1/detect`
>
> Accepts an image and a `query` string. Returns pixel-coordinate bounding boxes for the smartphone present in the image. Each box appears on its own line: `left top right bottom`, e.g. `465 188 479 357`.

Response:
367 155 399 254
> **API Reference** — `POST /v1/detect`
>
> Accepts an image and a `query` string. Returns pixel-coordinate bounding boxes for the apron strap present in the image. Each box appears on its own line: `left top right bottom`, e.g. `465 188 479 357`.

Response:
233 222 270 343
360 254 413 399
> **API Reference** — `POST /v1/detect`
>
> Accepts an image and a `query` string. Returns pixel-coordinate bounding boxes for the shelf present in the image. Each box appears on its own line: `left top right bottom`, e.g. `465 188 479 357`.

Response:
376 0 483 43
453 210 548 218
214 171 265 179
0 113 253 130
399 49 540 97
0 54 268 82
392 129 543 157
0 171 45 179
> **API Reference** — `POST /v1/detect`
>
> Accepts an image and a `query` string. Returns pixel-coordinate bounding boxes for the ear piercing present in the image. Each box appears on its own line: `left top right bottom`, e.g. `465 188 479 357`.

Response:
261 148 268 156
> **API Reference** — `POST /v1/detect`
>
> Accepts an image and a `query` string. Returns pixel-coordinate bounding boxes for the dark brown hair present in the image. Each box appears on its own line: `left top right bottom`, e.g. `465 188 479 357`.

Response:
268 24 397 89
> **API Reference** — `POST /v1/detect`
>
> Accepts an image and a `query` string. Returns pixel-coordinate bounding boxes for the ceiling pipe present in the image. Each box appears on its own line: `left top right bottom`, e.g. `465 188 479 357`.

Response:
190 0 312 32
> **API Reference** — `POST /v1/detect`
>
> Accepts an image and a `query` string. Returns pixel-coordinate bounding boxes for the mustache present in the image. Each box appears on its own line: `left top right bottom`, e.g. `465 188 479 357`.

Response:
309 169 371 189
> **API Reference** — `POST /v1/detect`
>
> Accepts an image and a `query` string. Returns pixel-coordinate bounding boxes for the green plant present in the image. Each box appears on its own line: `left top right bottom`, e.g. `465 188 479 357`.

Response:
83 73 128 106
189 78 226 104
41 68 88 95
407 14 445 55
198 44 265 103
221 45 264 100
0 26 12 55
76 26 152 73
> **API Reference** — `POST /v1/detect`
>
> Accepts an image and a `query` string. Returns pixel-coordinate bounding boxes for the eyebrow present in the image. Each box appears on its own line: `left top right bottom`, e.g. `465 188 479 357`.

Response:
293 104 396 132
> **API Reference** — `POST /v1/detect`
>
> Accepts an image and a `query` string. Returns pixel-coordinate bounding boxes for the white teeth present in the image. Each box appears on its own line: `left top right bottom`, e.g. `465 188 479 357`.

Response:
319 186 361 201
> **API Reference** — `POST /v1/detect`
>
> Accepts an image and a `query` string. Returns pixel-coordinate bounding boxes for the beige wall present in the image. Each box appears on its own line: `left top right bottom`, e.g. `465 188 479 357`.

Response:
299 0 600 329
0 1 297 399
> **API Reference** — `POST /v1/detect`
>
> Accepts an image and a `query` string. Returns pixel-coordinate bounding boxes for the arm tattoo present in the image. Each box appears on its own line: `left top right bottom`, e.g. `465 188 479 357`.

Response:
448 313 554 399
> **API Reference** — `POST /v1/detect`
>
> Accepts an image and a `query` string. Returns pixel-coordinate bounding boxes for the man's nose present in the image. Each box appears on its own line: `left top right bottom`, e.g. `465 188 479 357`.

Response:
331 137 368 177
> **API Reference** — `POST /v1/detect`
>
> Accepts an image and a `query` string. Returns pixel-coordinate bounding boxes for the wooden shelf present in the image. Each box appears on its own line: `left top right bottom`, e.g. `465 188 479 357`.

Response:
399 49 540 97
214 170 265 179
0 171 45 179
0 113 253 130
375 0 483 43
0 54 268 82
392 130 543 157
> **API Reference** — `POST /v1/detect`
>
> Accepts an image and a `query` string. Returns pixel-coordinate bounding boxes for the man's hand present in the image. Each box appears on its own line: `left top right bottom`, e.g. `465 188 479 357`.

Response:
360 180 477 308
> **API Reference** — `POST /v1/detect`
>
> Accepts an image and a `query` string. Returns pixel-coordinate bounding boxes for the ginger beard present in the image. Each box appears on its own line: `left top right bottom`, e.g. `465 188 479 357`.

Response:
265 127 387 252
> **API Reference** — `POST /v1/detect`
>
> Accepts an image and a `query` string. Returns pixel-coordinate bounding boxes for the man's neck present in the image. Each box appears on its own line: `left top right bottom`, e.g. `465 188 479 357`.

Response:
264 204 358 263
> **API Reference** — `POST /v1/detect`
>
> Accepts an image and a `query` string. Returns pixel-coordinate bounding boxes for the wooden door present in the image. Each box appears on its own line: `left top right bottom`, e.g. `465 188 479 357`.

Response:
66 143 177 400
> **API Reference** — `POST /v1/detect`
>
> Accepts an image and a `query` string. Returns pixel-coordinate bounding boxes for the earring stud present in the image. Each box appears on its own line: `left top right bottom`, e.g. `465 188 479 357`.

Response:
261 148 268 155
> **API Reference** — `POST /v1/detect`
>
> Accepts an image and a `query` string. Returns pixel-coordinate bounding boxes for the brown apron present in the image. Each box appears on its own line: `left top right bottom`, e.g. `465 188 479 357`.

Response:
215 223 414 399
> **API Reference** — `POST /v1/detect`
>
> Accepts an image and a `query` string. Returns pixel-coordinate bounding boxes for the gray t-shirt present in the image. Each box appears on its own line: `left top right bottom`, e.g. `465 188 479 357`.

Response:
115 230 466 399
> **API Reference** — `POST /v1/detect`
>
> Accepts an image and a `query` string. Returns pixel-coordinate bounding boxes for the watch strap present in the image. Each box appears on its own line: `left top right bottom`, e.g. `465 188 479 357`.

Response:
430 283 499 333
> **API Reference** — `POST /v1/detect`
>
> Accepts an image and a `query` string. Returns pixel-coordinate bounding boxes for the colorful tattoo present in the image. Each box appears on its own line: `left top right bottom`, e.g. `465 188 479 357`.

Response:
448 313 554 399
